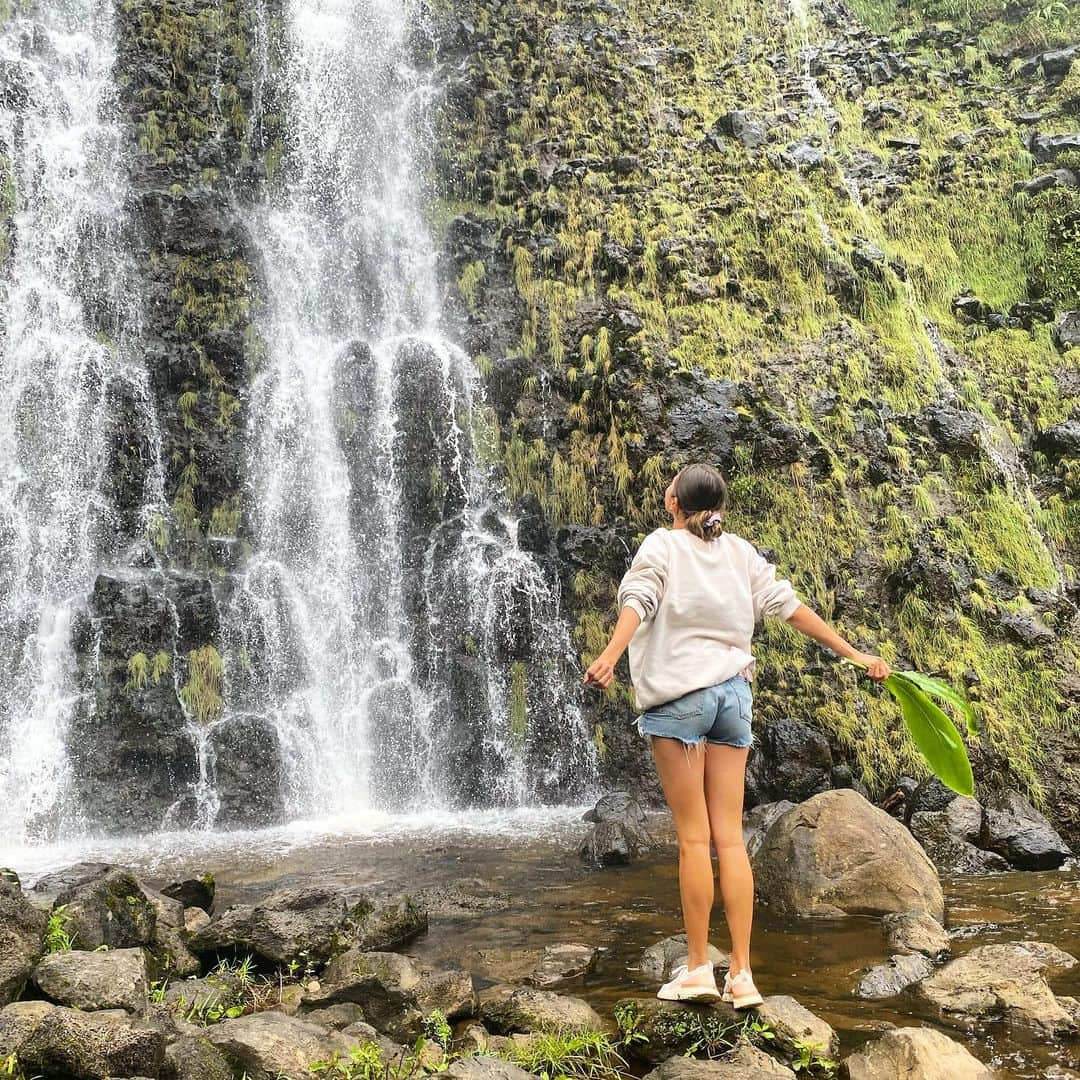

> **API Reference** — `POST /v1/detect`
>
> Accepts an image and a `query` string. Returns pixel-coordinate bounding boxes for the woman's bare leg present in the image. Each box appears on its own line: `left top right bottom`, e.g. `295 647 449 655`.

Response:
704 744 753 974
651 737 713 981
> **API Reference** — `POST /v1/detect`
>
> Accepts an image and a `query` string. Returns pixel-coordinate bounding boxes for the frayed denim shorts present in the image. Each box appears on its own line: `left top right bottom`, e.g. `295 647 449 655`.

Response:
636 675 754 749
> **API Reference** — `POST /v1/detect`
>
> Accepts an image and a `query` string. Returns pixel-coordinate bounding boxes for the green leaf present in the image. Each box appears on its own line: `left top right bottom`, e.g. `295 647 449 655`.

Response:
892 670 979 737
883 674 975 796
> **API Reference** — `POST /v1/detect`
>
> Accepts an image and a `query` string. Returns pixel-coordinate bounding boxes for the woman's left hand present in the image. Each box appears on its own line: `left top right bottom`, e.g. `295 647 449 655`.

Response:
853 651 891 681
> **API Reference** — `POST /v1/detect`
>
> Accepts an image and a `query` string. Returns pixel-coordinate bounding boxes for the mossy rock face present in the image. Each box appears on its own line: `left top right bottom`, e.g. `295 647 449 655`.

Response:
55 869 157 952
431 0 1080 838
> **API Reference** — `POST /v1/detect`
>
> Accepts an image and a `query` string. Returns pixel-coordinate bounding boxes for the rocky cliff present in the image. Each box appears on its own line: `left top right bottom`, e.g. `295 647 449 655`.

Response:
430 0 1080 838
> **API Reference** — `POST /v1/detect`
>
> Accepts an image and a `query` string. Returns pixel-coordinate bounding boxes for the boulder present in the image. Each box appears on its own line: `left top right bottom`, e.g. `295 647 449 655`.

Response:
881 911 949 957
206 1011 356 1080
145 887 200 976
442 1057 537 1080
909 811 1009 875
855 953 933 999
161 875 215 912
745 718 832 806
714 110 769 149
161 1035 234 1080
530 943 598 986
982 790 1072 870
480 984 607 1035
578 819 651 866
643 1053 788 1080
0 878 47 1006
843 1026 993 1079
0 999 167 1078
727 1040 796 1076
191 885 427 965
743 801 795 858
612 998 740 1063
640 934 729 982
32 947 148 1013
752 791 944 919
754 995 838 1059
583 791 647 824
53 868 156 951
916 941 1077 1037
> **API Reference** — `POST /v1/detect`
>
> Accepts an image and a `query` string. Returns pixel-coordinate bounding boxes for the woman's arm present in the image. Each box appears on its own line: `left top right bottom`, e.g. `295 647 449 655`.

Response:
583 606 641 688
785 603 892 681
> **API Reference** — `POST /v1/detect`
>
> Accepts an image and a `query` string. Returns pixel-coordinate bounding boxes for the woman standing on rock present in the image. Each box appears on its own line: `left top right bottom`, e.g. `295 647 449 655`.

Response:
584 463 890 1006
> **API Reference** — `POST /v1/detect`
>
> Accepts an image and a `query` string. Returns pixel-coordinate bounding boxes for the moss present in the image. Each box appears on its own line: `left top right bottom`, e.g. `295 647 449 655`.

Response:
179 645 224 725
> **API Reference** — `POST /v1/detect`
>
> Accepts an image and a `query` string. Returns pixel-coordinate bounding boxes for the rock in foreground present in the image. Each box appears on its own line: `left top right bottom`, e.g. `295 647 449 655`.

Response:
32 947 148 1013
752 790 944 919
0 878 46 1006
843 1026 993 1079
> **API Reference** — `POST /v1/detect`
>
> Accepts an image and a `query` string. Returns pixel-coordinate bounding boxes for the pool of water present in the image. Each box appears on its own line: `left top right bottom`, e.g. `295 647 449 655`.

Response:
4 809 1078 1077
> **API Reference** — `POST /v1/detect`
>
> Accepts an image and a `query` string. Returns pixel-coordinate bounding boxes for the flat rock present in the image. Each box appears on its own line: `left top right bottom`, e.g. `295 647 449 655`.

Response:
640 934 729 981
33 946 148 1013
754 995 838 1058
643 1055 790 1080
917 941 1078 1037
0 878 46 1006
206 1011 355 1080
480 984 607 1035
191 885 427 965
752 790 944 919
856 953 933 999
0 999 166 1078
843 1026 993 1079
882 911 949 957
529 943 598 986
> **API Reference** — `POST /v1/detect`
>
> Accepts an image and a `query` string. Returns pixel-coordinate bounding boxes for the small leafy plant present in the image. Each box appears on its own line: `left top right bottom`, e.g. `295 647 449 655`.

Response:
43 906 75 953
791 1038 839 1077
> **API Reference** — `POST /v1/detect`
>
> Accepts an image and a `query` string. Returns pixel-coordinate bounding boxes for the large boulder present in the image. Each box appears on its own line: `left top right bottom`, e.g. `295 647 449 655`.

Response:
916 941 1077 1037
752 791 945 919
0 878 47 1005
190 884 427 965
206 1011 356 1080
843 1026 993 1079
981 790 1072 870
881 910 949 957
161 1035 234 1080
0 999 167 1078
480 985 607 1035
578 792 653 866
32 947 148 1013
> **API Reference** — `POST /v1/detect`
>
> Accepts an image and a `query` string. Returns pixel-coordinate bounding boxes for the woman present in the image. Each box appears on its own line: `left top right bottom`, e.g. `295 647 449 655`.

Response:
584 463 890 1006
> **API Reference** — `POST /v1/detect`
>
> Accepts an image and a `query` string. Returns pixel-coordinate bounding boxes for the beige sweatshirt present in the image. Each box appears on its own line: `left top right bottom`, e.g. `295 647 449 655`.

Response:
617 527 803 711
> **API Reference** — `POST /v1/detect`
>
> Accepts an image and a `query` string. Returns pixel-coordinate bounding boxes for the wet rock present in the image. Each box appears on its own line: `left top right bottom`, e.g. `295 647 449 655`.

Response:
743 801 796 858
1000 610 1055 647
745 718 832 805
1027 132 1080 165
754 995 838 1059
643 1056 790 1080
923 404 983 456
161 874 215 913
855 953 933 999
191 885 427 966
530 943 598 986
578 794 653 868
0 999 167 1078
611 998 739 1063
54 868 157 951
162 1035 234 1080
479 984 607 1035
583 790 647 824
882 910 949 957
916 941 1078 1037
982 790 1072 870
1054 310 1080 349
0 877 46 1006
909 811 1010 875
206 1012 356 1080
640 934 728 982
752 791 944 919
442 1057 537 1080
1034 419 1080 462
713 110 768 149
208 714 286 829
843 1026 993 1079
1021 168 1078 194
33 947 148 1013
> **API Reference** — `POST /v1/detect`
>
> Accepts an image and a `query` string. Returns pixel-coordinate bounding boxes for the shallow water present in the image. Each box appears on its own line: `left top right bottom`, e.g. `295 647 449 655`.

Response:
4 810 1078 1077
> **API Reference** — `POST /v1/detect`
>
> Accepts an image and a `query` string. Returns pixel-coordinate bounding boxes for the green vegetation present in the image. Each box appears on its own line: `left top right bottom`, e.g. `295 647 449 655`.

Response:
179 645 224 724
163 956 284 1025
42 905 75 953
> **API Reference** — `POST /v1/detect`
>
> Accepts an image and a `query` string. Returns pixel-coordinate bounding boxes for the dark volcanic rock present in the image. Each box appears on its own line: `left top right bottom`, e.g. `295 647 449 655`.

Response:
0 878 46 1006
208 714 286 828
745 717 833 806
982 790 1072 870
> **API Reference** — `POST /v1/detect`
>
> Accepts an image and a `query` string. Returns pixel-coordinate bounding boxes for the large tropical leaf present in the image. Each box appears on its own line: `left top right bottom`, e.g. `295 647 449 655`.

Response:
883 673 975 796
892 670 980 738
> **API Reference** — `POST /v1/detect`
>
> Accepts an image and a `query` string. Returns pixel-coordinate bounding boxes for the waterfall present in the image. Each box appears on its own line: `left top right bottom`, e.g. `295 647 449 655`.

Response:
0 0 163 844
217 0 596 817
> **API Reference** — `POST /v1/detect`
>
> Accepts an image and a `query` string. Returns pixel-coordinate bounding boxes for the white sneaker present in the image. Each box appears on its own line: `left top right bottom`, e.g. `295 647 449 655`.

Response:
722 968 763 1009
657 962 721 1002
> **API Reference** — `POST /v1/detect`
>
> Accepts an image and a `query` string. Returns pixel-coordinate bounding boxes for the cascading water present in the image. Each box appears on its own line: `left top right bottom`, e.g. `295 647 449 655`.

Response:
0 0 163 844
218 0 596 817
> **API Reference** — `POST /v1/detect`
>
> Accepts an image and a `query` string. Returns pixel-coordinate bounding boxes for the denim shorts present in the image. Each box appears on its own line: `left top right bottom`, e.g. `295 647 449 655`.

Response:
636 675 754 748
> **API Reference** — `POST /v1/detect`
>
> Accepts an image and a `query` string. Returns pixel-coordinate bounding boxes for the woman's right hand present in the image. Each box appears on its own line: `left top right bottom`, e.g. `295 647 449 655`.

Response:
583 653 616 688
